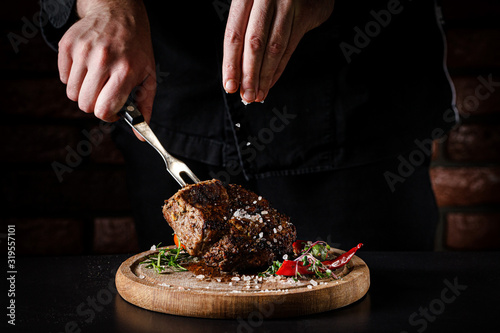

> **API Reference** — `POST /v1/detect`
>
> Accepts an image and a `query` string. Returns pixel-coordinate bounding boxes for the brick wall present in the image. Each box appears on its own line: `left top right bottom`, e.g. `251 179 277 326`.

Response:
1 1 498 254
432 0 500 250
1 1 138 255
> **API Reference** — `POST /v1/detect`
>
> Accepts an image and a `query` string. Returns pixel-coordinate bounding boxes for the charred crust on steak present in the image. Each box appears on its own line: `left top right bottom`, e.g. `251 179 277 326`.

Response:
163 179 296 272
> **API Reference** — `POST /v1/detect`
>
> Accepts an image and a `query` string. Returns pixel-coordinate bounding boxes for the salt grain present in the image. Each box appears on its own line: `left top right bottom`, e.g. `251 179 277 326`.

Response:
307 285 313 289
231 276 241 281
233 208 263 223
310 279 318 286
196 275 205 280
259 232 264 238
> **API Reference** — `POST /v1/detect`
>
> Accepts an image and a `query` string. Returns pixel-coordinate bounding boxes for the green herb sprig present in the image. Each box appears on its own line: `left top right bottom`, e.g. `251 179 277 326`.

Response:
140 243 192 274
258 260 282 277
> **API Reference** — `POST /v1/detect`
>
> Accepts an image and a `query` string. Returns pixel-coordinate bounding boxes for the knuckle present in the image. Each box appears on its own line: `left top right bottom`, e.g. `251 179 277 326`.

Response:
248 35 265 52
94 45 111 66
77 41 92 57
242 72 257 85
78 100 92 114
224 28 244 45
94 105 112 121
223 63 239 73
66 87 78 102
116 60 133 75
259 73 272 87
267 41 285 56
58 37 70 54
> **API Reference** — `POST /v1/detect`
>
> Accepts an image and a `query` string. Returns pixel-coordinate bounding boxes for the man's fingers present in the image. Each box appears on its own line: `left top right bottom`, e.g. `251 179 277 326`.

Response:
65 60 87 103
129 74 157 141
57 33 74 84
258 2 294 101
93 70 135 123
78 66 110 113
270 27 305 89
134 73 157 125
222 0 252 94
57 51 72 84
240 0 274 103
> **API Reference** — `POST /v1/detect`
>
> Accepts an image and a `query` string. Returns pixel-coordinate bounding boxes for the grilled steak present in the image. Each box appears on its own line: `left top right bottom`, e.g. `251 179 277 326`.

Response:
162 179 296 271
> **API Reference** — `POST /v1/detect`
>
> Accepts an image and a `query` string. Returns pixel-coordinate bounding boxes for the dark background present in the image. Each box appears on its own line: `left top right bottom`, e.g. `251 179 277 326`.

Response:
1 0 499 255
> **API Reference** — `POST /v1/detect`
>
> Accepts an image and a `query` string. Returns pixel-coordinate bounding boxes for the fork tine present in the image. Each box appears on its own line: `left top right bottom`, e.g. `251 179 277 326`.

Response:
167 159 201 187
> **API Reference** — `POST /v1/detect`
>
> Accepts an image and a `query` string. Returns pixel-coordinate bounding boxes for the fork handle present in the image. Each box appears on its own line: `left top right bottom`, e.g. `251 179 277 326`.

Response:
119 99 175 163
119 100 144 125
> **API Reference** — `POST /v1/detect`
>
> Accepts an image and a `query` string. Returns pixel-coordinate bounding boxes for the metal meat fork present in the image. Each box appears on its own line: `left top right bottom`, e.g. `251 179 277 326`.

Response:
119 100 201 187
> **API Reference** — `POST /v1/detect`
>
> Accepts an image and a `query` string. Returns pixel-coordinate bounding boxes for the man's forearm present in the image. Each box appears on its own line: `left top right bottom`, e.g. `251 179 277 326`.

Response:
76 0 144 18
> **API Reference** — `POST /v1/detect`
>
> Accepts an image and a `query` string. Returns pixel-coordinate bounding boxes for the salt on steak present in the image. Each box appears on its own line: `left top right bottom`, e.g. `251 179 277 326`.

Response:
162 179 296 272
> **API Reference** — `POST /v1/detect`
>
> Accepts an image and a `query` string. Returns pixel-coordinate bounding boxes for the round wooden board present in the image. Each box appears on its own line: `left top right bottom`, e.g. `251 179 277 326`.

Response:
115 246 370 319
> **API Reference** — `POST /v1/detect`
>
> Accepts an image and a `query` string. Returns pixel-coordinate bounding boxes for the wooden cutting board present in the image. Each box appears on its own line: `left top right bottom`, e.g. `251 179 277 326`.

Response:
115 246 370 319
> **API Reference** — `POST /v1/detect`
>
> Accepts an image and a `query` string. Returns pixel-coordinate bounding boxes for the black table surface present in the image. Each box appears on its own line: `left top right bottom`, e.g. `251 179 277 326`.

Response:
5 251 499 333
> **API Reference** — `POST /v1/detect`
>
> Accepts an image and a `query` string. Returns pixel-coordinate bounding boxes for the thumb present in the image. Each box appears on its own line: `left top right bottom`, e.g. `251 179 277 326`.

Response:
131 72 157 141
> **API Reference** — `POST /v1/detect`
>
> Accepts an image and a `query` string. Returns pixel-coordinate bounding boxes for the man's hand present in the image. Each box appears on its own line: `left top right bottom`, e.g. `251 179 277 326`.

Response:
222 0 335 104
58 0 156 137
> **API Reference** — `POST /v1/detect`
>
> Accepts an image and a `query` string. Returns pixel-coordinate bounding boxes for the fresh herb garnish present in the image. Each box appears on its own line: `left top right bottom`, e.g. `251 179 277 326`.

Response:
140 242 192 274
259 241 363 280
258 260 282 277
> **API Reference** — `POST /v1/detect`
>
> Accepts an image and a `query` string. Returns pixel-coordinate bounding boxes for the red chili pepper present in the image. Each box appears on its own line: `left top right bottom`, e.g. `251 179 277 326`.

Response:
275 260 311 276
276 243 363 276
292 240 307 255
322 243 363 269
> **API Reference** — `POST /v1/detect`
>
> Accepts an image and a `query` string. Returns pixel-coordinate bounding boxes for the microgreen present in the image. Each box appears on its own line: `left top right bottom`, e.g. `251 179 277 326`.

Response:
140 243 192 274
259 240 347 279
258 260 282 277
